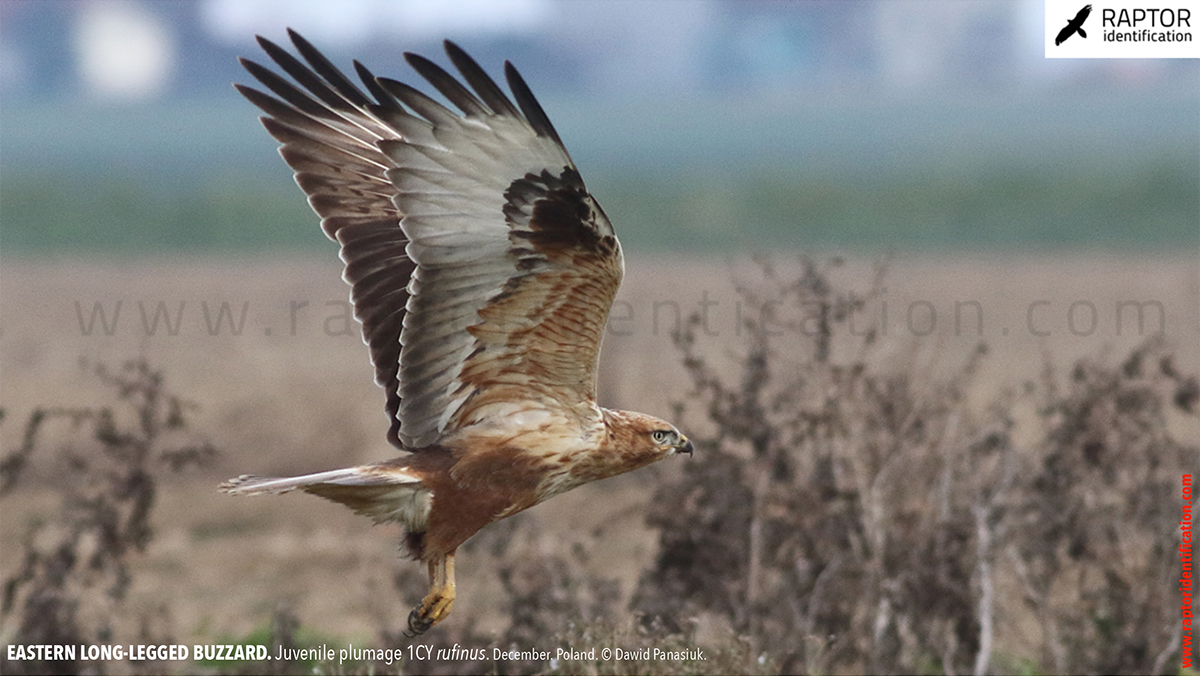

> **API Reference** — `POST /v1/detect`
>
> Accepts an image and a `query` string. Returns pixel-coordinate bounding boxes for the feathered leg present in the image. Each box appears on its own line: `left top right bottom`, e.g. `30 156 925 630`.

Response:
405 550 456 636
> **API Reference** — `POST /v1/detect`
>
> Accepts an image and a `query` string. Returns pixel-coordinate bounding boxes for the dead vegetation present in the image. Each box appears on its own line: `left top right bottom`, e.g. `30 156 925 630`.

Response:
631 256 1197 674
1 259 1195 675
0 359 216 676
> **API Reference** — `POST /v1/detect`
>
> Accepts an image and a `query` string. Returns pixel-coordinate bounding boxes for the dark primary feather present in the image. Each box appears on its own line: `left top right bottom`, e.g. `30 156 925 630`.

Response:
355 60 404 110
255 36 361 115
504 62 565 148
375 77 466 132
241 32 414 449
286 29 375 108
443 41 521 118
403 51 490 118
240 58 332 120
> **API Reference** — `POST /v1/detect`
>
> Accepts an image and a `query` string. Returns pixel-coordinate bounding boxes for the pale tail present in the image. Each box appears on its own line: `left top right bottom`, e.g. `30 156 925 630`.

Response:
221 466 432 529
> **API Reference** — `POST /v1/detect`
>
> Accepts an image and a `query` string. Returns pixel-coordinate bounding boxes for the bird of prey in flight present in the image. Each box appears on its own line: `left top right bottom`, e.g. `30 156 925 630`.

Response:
1056 4 1092 45
222 30 692 636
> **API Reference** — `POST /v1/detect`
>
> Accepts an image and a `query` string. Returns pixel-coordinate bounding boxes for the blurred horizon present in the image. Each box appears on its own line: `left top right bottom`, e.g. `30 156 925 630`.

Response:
1 0 1197 255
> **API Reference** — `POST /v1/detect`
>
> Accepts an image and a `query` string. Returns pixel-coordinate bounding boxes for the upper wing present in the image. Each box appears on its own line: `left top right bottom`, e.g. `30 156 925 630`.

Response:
240 31 623 450
1074 4 1092 23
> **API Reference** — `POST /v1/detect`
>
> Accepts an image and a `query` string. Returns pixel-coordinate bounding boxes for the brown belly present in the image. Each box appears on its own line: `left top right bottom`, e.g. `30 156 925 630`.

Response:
410 444 547 558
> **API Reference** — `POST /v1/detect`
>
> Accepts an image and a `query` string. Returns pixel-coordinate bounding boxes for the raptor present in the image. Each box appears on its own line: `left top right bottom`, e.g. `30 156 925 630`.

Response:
222 30 692 636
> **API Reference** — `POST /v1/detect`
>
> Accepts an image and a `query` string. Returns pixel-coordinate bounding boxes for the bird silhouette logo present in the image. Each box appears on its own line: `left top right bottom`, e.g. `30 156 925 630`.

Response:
1056 4 1093 45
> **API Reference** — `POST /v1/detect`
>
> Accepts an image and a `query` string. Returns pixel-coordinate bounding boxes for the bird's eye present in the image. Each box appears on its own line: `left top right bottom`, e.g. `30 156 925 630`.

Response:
651 430 672 444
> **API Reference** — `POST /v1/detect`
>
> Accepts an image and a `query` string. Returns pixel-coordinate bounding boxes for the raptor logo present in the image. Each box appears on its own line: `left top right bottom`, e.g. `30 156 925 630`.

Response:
1056 4 1093 45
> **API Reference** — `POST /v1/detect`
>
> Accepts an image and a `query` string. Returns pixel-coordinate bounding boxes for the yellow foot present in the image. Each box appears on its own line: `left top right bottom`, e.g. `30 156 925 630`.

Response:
404 590 454 637
403 552 456 637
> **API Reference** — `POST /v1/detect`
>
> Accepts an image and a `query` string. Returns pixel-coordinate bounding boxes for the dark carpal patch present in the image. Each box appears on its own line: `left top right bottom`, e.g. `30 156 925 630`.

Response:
504 167 610 254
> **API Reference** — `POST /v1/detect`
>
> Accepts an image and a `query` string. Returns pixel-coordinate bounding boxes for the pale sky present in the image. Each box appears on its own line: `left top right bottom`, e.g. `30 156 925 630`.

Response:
199 0 556 46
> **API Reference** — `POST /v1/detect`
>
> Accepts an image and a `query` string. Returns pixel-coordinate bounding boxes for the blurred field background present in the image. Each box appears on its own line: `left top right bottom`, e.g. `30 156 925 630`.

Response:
2 1 1198 674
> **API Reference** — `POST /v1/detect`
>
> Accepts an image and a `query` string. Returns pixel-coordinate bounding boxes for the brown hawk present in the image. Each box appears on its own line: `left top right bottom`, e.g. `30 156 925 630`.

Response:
221 30 692 636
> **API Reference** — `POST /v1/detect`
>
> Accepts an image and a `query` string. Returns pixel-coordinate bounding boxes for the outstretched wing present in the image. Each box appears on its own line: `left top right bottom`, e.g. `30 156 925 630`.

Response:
240 31 622 450
1073 4 1092 24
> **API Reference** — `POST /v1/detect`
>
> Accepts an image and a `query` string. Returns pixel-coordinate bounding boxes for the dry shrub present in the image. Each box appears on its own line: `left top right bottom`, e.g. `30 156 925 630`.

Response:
630 257 1197 675
1011 342 1197 674
0 358 216 676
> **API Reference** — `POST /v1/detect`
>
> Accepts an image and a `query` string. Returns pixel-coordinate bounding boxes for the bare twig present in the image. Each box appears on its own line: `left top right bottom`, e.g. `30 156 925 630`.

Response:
972 504 994 676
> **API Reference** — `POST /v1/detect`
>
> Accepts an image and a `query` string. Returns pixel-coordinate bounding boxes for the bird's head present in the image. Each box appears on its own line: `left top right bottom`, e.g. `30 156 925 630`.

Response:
601 409 693 472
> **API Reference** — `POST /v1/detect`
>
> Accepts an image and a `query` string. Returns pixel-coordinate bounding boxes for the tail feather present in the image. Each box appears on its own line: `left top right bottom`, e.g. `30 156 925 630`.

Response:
220 467 414 495
220 465 431 529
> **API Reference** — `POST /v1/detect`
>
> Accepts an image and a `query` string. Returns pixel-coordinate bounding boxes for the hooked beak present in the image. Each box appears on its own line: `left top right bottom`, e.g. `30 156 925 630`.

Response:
677 436 694 456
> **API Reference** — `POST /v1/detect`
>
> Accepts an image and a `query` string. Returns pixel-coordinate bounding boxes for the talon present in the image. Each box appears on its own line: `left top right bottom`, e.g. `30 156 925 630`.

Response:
403 590 454 636
405 608 433 637
402 551 456 638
